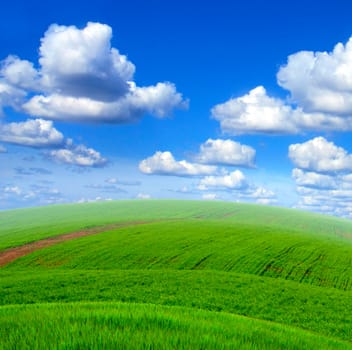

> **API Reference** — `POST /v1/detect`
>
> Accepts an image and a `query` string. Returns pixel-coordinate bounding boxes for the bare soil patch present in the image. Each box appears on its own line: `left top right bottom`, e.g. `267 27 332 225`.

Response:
0 221 152 267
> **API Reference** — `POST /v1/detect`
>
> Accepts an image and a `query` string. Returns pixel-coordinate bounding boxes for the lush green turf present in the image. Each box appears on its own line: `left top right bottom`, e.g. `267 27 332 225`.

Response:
1 269 352 342
1 302 351 350
1 200 352 251
1 200 352 348
2 268 352 342
6 219 352 290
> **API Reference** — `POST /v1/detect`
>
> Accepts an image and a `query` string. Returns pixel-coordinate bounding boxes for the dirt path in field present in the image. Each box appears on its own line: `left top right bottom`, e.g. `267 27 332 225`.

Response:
0 220 154 267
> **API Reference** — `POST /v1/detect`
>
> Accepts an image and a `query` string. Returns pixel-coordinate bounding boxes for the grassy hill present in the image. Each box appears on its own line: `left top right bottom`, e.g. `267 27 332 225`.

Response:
1 200 352 349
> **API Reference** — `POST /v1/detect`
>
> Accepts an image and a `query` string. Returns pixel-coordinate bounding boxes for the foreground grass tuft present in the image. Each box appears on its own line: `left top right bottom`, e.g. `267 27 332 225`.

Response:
1 302 351 350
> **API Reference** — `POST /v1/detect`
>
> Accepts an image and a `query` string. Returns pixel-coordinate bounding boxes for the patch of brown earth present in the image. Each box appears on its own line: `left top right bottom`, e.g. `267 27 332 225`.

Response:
0 220 152 267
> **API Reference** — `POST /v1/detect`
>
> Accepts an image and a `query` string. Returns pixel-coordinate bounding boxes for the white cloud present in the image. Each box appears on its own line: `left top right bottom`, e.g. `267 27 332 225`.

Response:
39 22 135 100
292 168 337 189
0 118 108 168
23 82 186 123
198 170 247 190
277 37 352 115
0 56 37 115
294 186 352 218
197 176 277 205
1 55 39 90
49 143 107 167
256 198 277 205
247 186 276 199
195 138 255 167
237 185 277 205
212 86 352 135
104 177 140 186
293 176 352 218
1 22 187 124
139 151 217 176
0 119 64 147
0 81 27 115
202 193 218 200
137 193 151 199
3 185 22 195
178 186 192 193
289 137 352 218
27 185 63 204
0 184 64 206
105 177 118 184
289 137 352 173
212 36 352 136
77 196 112 203
212 86 300 135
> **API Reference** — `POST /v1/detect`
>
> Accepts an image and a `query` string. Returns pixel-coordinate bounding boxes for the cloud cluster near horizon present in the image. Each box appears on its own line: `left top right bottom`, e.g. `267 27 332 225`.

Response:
140 36 352 215
212 37 352 216
288 137 352 217
139 139 277 205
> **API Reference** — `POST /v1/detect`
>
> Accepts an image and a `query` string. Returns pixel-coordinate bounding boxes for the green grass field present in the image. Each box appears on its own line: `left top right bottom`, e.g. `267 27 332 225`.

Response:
1 200 352 349
2 302 351 350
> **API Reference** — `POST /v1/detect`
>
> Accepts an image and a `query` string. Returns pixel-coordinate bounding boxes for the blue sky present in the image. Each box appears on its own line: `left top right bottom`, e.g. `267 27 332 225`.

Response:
1 0 352 217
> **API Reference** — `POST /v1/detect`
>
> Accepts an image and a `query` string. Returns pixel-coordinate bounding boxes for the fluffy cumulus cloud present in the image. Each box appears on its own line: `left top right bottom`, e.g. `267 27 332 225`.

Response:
139 151 217 176
23 82 185 123
289 137 352 173
198 170 248 190
195 138 256 167
0 119 64 147
0 118 107 168
213 36 352 135
289 137 352 218
0 82 27 115
277 37 352 115
0 22 187 123
1 55 39 90
38 23 134 100
49 143 107 167
292 168 337 189
212 86 352 135
197 171 277 205
212 86 301 135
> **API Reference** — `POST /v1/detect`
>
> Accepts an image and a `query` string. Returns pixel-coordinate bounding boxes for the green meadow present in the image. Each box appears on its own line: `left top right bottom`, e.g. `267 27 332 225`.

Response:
1 200 352 349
